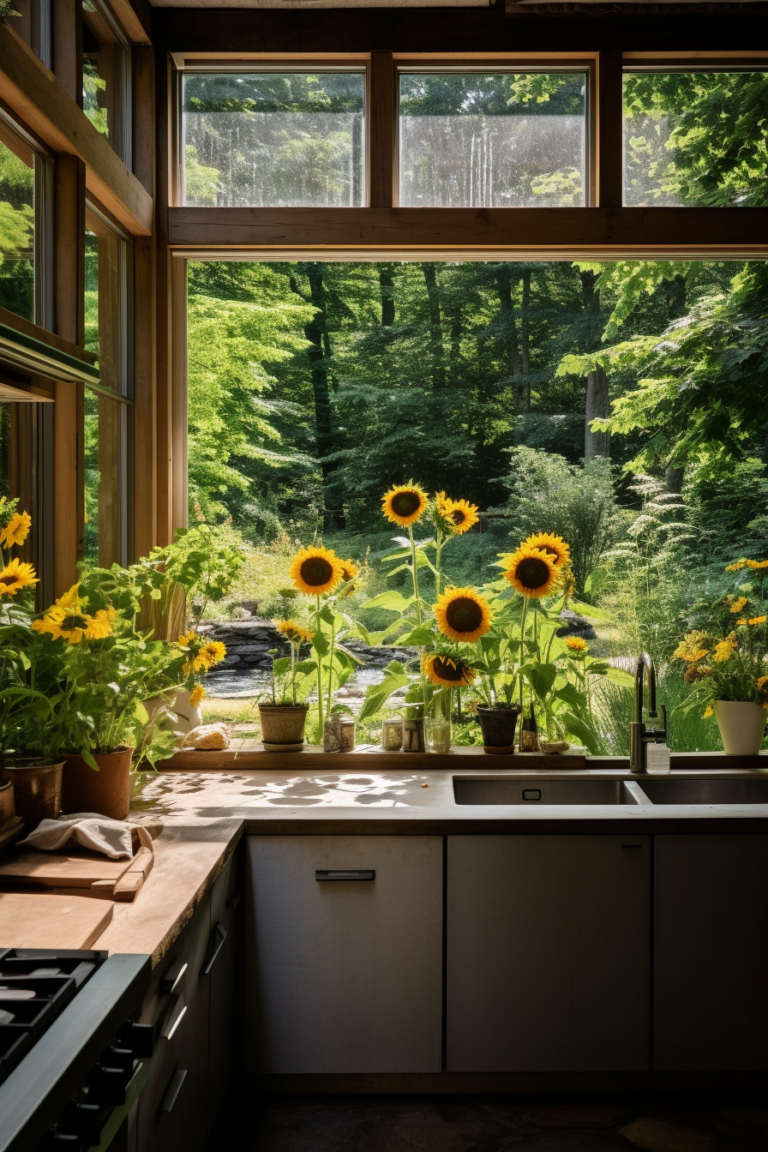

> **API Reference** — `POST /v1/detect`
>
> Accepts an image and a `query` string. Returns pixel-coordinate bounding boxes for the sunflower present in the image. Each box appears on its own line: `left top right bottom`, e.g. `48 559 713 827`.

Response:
746 560 768 569
673 631 710 662
32 606 111 644
0 511 31 549
725 561 746 572
434 587 492 643
703 704 714 719
445 498 480 536
713 637 738 663
340 559 359 582
381 483 428 528
0 558 38 598
276 619 314 645
521 532 571 570
502 546 559 599
684 663 713 684
565 636 588 653
177 629 197 646
290 545 344 596
730 596 748 614
199 640 227 667
422 653 476 688
749 616 767 626
757 675 768 694
189 684 205 708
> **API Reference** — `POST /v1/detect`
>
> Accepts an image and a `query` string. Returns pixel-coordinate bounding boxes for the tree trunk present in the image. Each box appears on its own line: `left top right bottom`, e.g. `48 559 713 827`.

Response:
521 268 531 410
379 265 395 327
421 263 446 391
665 464 686 493
662 273 687 320
290 265 345 532
585 365 611 460
495 265 527 413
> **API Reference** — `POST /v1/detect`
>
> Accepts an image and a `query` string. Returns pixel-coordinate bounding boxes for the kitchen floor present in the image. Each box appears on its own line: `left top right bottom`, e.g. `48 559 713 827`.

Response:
206 1092 768 1151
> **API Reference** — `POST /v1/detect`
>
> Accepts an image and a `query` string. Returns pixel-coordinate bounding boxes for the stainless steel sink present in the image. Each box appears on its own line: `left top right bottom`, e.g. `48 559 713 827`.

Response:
635 777 768 805
452 777 642 806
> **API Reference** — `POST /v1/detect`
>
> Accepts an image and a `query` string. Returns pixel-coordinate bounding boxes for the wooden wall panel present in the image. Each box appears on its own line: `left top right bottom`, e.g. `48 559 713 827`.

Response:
155 57 173 545
134 237 157 559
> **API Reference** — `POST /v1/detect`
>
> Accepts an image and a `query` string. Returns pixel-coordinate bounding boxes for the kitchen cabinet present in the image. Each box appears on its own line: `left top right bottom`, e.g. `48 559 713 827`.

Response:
446 834 650 1072
654 834 768 1072
206 849 242 1134
246 835 443 1074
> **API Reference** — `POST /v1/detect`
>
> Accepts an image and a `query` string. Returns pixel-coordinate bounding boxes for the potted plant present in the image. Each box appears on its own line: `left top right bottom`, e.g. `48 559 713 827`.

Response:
258 622 315 748
675 565 768 755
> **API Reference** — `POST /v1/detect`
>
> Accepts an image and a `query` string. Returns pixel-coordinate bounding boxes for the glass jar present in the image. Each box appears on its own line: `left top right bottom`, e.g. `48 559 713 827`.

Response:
403 707 426 753
381 716 403 751
340 717 356 752
323 716 343 752
426 715 451 754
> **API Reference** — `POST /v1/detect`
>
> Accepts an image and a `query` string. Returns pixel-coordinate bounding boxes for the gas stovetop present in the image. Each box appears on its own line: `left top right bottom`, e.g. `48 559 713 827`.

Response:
0 947 151 1152
0 948 106 1087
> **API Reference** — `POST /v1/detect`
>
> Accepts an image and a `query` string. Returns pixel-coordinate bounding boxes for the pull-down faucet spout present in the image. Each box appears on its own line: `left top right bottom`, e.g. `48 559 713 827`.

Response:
630 652 667 774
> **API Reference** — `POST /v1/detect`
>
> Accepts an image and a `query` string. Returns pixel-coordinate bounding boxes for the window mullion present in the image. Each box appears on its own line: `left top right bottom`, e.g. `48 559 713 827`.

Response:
597 49 623 209
369 51 395 209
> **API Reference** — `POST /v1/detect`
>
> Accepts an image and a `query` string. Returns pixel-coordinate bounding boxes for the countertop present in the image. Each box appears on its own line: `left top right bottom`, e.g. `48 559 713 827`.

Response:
16 759 768 966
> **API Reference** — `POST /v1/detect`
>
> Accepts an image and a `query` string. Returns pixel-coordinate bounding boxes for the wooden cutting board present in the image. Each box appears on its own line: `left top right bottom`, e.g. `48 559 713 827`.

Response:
0 892 113 949
0 847 154 902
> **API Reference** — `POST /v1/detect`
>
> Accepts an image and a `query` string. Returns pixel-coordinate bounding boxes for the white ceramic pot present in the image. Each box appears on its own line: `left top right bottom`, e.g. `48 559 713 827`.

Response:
714 700 767 756
169 689 204 737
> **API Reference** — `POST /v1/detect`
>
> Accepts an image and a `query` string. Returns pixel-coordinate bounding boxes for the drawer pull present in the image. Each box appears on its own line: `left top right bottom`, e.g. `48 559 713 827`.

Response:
160 959 187 997
161 1000 187 1041
160 1068 188 1114
200 923 228 977
315 870 375 882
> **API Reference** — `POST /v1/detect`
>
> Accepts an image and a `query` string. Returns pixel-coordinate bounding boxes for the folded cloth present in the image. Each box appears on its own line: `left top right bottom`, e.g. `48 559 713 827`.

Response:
19 813 153 860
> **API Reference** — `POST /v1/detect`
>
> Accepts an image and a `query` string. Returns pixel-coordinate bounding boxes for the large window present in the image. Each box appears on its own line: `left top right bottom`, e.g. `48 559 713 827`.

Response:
83 203 133 567
7 0 52 68
181 71 366 207
82 0 132 165
0 119 35 323
623 69 768 207
398 71 588 207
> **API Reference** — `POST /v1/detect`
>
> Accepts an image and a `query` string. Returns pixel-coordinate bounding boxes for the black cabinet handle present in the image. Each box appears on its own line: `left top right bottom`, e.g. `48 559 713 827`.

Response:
160 1068 188 1114
200 923 228 976
315 870 375 882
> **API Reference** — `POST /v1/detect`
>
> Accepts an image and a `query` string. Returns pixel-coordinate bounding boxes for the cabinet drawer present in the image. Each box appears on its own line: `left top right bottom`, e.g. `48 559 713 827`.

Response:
246 835 442 1074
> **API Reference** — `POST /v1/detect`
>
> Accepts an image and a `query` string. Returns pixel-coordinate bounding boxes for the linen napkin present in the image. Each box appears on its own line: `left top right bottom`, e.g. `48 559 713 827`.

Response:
19 813 153 859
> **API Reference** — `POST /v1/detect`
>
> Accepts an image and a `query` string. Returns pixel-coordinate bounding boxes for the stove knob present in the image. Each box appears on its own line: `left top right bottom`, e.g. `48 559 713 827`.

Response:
118 1022 153 1058
87 1064 128 1106
57 1103 104 1145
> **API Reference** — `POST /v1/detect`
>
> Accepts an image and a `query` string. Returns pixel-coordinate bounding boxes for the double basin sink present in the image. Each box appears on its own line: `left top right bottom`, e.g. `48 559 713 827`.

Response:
453 775 768 806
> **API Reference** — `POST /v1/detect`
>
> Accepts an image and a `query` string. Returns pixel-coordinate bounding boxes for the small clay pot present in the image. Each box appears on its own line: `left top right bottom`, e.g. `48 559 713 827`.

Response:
258 704 309 748
2 762 63 830
477 705 522 753
61 747 133 820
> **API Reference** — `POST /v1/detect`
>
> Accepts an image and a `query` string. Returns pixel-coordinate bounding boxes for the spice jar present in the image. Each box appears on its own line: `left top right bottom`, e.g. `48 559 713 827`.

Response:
381 716 403 751
323 716 343 752
340 717 356 752
519 708 539 752
403 706 426 753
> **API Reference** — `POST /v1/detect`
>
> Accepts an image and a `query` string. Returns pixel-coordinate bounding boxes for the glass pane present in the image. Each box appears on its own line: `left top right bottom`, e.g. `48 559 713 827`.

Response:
84 389 100 565
85 208 129 395
182 72 366 207
398 72 587 208
624 71 768 207
84 390 124 568
0 405 11 501
83 0 131 157
0 125 34 322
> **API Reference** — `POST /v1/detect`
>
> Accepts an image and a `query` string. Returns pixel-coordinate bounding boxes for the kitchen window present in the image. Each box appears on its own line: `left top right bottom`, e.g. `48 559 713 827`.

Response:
82 0 133 166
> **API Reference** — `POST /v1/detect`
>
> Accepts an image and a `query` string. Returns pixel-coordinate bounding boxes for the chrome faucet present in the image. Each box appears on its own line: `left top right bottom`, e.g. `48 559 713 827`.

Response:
630 652 668 773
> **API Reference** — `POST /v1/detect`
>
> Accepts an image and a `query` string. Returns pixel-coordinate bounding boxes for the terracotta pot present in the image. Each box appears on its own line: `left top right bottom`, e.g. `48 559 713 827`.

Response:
477 705 522 753
61 747 133 820
2 762 63 830
715 700 767 757
258 704 309 748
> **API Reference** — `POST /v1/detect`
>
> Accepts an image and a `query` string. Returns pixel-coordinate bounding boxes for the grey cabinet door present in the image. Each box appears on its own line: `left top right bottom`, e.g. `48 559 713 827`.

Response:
206 850 241 1135
447 835 650 1072
655 834 768 1072
246 835 443 1074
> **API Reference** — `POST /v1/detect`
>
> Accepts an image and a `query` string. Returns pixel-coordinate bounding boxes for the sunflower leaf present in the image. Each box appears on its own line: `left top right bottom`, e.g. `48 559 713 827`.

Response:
360 590 415 614
358 660 410 722
560 710 601 755
522 661 558 701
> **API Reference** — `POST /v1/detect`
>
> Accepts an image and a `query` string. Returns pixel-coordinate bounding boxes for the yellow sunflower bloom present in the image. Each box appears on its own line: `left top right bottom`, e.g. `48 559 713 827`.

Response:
0 511 31 549
746 560 768 569
32 606 111 645
684 663 714 684
189 684 205 708
290 545 344 596
55 584 81 610
565 636 588 653
521 532 571 570
422 653 475 688
444 498 480 536
434 587 492 644
177 629 197 646
0 558 38 598
725 561 746 572
199 640 227 667
749 616 767 626
502 546 559 599
757 675 768 695
737 619 748 626
340 559 359 582
381 483 428 528
730 596 748 613
672 631 710 662
713 637 738 663
276 619 314 645
703 704 714 719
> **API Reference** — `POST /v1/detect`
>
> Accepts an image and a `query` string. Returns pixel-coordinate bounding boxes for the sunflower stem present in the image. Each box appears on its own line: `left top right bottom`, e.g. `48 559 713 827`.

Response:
435 533 443 599
315 595 324 736
327 616 335 719
408 526 423 627
519 596 528 712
